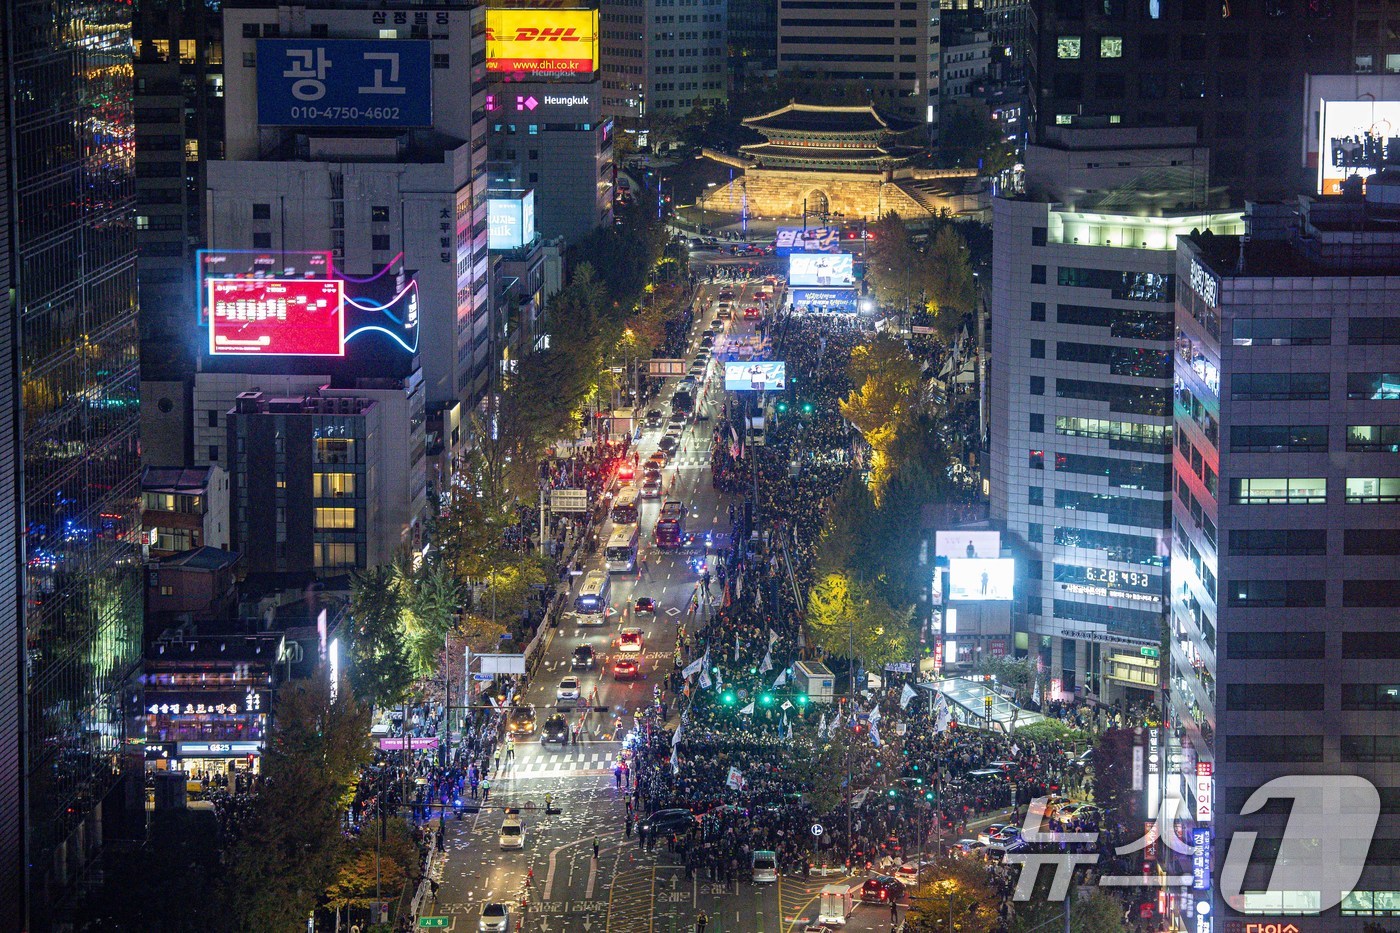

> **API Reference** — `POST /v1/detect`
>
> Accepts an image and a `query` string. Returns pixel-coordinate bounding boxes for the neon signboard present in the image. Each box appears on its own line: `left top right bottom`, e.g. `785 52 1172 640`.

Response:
208 278 345 356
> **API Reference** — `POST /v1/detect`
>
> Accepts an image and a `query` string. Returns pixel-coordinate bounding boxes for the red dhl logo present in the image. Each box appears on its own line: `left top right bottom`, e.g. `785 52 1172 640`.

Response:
484 27 587 41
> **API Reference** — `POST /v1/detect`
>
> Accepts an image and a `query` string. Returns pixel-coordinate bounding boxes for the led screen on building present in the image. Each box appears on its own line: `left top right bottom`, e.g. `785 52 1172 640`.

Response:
488 192 537 250
208 279 345 356
789 288 858 314
788 252 854 288
948 558 1015 601
196 249 332 324
723 361 786 392
256 39 433 127
774 227 840 255
935 530 1002 560
1318 99 1400 194
486 9 599 77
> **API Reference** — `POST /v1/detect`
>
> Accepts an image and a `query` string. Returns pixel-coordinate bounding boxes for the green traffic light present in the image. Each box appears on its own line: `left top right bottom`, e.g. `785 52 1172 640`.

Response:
925 790 936 801
801 402 815 415
720 690 737 706
776 400 789 413
887 788 898 798
759 692 775 707
794 694 809 707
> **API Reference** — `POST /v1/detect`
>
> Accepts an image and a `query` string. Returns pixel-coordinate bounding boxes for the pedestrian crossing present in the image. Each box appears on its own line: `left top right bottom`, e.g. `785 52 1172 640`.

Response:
498 746 621 780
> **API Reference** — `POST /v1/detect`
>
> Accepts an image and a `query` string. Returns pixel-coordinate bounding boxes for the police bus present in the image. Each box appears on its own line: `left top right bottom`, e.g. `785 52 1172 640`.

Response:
575 570 611 618
605 524 640 573
611 486 640 525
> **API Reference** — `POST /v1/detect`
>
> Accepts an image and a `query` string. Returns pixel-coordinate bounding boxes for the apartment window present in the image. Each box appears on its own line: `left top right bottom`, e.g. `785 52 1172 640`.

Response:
1030 339 1045 359
1100 35 1123 57
1229 477 1326 504
1056 417 1170 451
1347 425 1400 452
1226 579 1326 608
434 53 450 69
1031 265 1046 284
1344 528 1400 555
1028 486 1044 505
1229 424 1328 452
1344 632 1400 658
1348 317 1400 345
184 139 199 161
1029 449 1044 470
1231 372 1329 401
315 438 355 464
314 473 357 498
314 507 356 530
1029 413 1044 433
1027 522 1044 543
1345 477 1400 503
1341 736 1400 763
1031 302 1046 322
314 543 357 568
1228 735 1323 762
1055 114 1075 125
372 234 391 251
1030 376 1045 396
1054 526 1160 564
209 445 219 461
242 23 260 37
1231 317 1330 345
1032 226 1047 246
1342 684 1400 710
371 206 390 223
1228 529 1325 556
1348 372 1400 399
1343 580 1400 607
1057 36 1082 58
252 232 272 248
252 203 271 220
1226 683 1324 711
1227 631 1326 660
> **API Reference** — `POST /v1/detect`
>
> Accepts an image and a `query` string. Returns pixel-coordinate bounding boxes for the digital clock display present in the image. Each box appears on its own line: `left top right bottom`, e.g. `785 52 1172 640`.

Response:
1083 567 1154 590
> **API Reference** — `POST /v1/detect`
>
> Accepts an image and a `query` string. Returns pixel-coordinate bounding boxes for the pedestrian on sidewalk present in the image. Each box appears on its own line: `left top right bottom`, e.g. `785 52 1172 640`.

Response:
482 778 491 802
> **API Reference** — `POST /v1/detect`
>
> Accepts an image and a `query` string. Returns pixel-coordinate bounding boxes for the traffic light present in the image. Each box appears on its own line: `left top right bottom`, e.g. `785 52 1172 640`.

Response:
794 693 809 708
775 400 789 413
924 789 936 802
887 788 898 798
801 402 815 415
759 691 775 707
720 689 737 706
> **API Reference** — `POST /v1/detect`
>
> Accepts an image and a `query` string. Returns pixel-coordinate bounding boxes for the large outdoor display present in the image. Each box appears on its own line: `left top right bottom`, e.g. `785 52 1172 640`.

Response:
208 279 345 356
256 39 433 127
789 288 858 314
947 557 1015 601
1317 99 1400 194
774 227 840 255
788 252 854 288
724 361 787 392
935 530 1002 561
486 9 599 77
196 249 332 324
488 192 537 250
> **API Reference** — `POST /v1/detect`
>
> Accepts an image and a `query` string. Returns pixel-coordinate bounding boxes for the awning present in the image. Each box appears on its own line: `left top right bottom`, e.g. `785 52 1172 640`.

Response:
918 678 1043 735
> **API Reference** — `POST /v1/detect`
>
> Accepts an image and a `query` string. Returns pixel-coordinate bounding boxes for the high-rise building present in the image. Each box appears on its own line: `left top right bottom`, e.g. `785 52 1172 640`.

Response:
211 2 494 413
729 0 778 83
4 0 145 925
990 126 1240 708
1171 188 1400 931
1028 0 1353 197
600 0 727 121
775 0 939 122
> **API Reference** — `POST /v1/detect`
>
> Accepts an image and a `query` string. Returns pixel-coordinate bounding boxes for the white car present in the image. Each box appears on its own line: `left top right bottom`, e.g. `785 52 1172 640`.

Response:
976 823 1008 846
479 902 511 932
556 675 581 705
617 627 644 653
499 815 524 849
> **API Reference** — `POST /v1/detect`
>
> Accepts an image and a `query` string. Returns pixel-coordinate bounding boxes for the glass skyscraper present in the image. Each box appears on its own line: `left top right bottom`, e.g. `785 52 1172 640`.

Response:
5 0 144 925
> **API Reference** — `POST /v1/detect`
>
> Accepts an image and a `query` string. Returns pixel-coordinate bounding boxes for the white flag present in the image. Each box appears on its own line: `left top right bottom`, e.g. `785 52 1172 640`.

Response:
852 788 869 809
870 720 881 747
900 683 918 709
936 705 951 734
832 710 843 731
699 668 712 690
682 656 705 679
780 699 793 711
817 713 828 738
734 631 741 663
726 766 746 791
739 700 755 715
772 669 788 689
768 628 779 645
759 650 773 674
867 704 882 725
672 723 684 747
1011 743 1020 757
670 745 680 774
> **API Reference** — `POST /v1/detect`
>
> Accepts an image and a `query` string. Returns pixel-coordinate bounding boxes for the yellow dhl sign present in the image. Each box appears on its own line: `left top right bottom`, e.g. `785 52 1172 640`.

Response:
485 9 598 74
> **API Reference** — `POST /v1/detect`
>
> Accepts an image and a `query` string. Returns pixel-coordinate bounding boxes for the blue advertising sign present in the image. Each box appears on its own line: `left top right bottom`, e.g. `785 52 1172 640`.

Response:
1191 828 1211 890
790 288 858 314
257 39 432 127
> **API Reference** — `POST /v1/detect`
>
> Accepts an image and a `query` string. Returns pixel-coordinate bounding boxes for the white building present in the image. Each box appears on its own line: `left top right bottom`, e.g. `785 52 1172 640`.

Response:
1171 187 1400 931
211 3 493 412
990 126 1240 706
940 27 989 100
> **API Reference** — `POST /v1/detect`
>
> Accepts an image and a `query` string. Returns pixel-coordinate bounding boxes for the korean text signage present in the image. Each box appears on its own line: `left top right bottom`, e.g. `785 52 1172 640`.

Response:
774 227 840 255
1188 258 1218 308
790 288 858 314
148 690 268 717
488 192 536 250
208 279 345 356
257 39 432 127
1191 828 1212 890
1196 761 1214 822
486 9 599 77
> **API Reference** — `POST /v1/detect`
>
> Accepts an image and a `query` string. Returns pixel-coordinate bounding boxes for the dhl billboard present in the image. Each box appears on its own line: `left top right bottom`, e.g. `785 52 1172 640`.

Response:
486 9 599 76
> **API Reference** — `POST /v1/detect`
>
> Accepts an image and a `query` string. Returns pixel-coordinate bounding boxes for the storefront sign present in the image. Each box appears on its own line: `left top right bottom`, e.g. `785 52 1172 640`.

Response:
1196 762 1214 823
147 690 268 717
1192 828 1212 890
177 741 263 756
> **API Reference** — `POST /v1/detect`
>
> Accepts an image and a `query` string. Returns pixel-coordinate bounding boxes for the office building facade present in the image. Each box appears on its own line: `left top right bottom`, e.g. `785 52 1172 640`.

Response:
213 3 493 412
0 4 19 927
1028 0 1352 197
5 0 146 924
775 0 938 122
1170 190 1400 930
600 0 727 120
991 127 1240 707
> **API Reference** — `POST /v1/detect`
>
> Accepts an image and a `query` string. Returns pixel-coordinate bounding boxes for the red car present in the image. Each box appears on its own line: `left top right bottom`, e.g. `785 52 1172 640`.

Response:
613 658 640 680
634 597 657 614
743 307 762 319
618 462 635 482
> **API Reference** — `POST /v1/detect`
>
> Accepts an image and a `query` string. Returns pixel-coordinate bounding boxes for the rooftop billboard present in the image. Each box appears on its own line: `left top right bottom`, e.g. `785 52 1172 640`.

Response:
486 9 599 77
256 39 432 128
208 279 345 357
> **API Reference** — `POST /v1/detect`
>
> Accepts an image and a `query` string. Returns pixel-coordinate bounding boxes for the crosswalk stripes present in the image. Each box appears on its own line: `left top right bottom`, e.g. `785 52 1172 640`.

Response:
497 747 620 779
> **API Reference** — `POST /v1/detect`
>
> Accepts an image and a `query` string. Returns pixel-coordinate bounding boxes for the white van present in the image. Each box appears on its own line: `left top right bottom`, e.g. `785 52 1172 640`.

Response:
752 850 777 883
499 814 524 849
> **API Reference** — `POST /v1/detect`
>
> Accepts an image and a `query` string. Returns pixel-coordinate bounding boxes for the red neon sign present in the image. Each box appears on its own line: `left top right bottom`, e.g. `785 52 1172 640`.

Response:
208 279 345 356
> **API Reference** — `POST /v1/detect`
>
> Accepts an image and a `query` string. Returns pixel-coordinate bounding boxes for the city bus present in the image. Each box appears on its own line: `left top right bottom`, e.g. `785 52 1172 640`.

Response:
605 524 640 573
611 486 640 525
575 570 612 615
654 499 686 549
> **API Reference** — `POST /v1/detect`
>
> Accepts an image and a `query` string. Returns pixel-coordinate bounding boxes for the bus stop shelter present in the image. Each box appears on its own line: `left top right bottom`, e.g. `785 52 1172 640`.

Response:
919 678 1043 734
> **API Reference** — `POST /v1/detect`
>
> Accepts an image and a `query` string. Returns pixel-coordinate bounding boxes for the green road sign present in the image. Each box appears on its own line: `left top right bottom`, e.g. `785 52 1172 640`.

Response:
419 918 451 929
1140 647 1160 658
